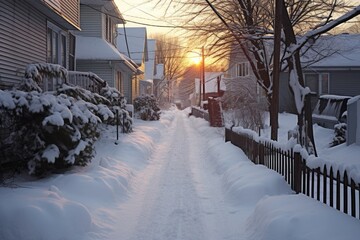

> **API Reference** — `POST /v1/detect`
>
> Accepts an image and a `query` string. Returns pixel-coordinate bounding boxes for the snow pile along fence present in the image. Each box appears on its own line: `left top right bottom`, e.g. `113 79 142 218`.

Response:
190 107 209 122
225 128 360 219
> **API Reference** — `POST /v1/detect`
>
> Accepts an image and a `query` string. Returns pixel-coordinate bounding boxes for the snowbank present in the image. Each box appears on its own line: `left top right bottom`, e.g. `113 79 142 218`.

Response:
188 115 293 207
0 110 176 240
245 194 360 240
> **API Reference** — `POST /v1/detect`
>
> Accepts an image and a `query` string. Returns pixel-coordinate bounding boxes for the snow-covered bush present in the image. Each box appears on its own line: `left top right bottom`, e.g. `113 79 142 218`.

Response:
222 78 266 131
0 64 133 177
133 95 160 121
330 123 347 147
99 86 132 132
0 89 101 176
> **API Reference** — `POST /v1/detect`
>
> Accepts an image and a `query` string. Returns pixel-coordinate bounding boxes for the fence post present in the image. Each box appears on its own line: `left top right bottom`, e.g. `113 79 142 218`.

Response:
115 109 119 145
122 112 126 133
259 142 264 165
293 151 302 194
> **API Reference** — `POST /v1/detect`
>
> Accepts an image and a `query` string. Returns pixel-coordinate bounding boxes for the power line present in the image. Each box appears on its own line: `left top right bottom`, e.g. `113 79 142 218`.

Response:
81 3 190 28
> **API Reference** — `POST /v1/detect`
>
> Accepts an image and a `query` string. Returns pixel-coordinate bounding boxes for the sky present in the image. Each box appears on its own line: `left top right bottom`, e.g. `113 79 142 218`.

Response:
1 108 360 239
115 0 182 36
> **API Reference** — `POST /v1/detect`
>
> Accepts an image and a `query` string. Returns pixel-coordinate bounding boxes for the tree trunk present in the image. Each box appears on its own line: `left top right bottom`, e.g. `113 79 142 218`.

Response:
281 2 317 156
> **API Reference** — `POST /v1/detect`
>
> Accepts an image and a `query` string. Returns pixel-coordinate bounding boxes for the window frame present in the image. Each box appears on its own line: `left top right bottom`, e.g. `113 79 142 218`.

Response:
47 21 68 67
304 72 330 95
236 62 250 77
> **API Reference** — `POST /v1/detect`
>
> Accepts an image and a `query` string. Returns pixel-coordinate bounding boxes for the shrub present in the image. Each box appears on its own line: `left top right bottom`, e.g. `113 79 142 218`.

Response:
0 89 102 176
330 123 347 147
0 64 132 177
133 95 160 121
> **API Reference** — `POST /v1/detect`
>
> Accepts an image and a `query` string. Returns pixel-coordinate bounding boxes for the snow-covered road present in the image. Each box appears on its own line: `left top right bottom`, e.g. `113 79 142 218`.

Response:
111 111 245 240
2 109 360 240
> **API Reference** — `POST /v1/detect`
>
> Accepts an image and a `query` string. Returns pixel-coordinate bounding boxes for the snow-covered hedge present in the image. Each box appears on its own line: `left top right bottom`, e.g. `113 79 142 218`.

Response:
0 89 101 175
133 95 160 121
0 64 132 176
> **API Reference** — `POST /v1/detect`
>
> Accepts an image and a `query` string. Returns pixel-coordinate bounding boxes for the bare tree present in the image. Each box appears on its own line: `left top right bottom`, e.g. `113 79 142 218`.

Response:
154 0 359 152
150 34 188 105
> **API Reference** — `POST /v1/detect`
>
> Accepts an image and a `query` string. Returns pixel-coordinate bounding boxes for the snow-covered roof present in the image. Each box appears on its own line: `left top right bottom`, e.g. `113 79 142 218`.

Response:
75 36 137 71
194 72 226 93
116 27 148 65
144 39 156 80
302 34 360 68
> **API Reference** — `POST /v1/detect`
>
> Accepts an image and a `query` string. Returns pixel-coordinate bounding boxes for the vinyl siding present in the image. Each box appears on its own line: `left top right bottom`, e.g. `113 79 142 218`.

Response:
60 0 80 29
116 63 134 103
0 0 47 89
328 70 360 97
76 60 114 87
78 5 102 37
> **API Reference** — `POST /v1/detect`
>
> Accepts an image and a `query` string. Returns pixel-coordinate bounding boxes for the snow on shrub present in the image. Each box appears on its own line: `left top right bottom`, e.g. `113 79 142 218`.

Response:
0 89 100 176
133 95 160 121
330 123 347 147
0 64 133 176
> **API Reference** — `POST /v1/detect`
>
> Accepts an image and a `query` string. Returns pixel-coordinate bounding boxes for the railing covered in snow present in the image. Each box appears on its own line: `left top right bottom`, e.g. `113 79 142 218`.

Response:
67 71 106 93
25 63 106 93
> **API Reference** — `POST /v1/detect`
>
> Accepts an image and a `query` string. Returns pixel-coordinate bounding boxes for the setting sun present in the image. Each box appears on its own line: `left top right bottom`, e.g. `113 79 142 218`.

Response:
187 51 202 65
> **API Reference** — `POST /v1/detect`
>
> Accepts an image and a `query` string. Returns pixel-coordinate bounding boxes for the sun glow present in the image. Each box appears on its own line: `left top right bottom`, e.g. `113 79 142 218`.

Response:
188 51 202 65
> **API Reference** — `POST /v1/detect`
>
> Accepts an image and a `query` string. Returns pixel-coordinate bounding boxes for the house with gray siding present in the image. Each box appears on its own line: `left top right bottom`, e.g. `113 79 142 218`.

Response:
224 44 267 107
75 0 139 103
279 34 360 114
0 0 80 90
116 27 148 101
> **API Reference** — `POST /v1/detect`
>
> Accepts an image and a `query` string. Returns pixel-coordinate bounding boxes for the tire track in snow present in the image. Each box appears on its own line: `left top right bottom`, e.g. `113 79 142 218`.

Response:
110 111 246 240
111 111 206 240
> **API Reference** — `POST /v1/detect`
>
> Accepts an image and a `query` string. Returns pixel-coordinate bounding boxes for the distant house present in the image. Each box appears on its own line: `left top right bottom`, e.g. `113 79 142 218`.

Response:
279 34 360 113
225 44 267 106
0 0 80 90
191 72 226 106
153 64 165 99
142 39 157 95
116 27 148 101
75 0 139 102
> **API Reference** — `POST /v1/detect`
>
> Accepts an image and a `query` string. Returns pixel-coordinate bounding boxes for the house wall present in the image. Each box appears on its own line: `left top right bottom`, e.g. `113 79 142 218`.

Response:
326 70 360 96
0 0 47 89
76 60 114 87
116 63 134 103
78 5 102 38
60 0 80 28
279 69 360 113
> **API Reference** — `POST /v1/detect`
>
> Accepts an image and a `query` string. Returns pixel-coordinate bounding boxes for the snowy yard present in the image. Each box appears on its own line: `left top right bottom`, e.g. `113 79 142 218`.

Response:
1 108 360 240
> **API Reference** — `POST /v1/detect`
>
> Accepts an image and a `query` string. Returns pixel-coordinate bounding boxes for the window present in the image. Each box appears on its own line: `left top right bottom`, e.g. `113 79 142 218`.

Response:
47 27 58 64
305 73 329 95
47 22 67 67
305 74 319 94
320 73 329 95
116 71 123 93
236 62 250 77
69 33 76 71
61 35 67 67
105 15 114 44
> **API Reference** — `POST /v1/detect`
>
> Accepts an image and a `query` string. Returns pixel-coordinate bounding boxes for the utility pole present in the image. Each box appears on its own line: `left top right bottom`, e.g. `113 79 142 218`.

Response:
271 0 282 140
202 46 206 101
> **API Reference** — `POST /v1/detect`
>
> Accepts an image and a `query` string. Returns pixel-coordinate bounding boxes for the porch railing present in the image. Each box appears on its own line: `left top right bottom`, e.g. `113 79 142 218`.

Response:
67 71 106 93
24 63 106 93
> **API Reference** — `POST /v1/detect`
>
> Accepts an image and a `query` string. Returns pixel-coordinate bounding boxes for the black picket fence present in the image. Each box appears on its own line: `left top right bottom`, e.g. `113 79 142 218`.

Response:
225 128 360 219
